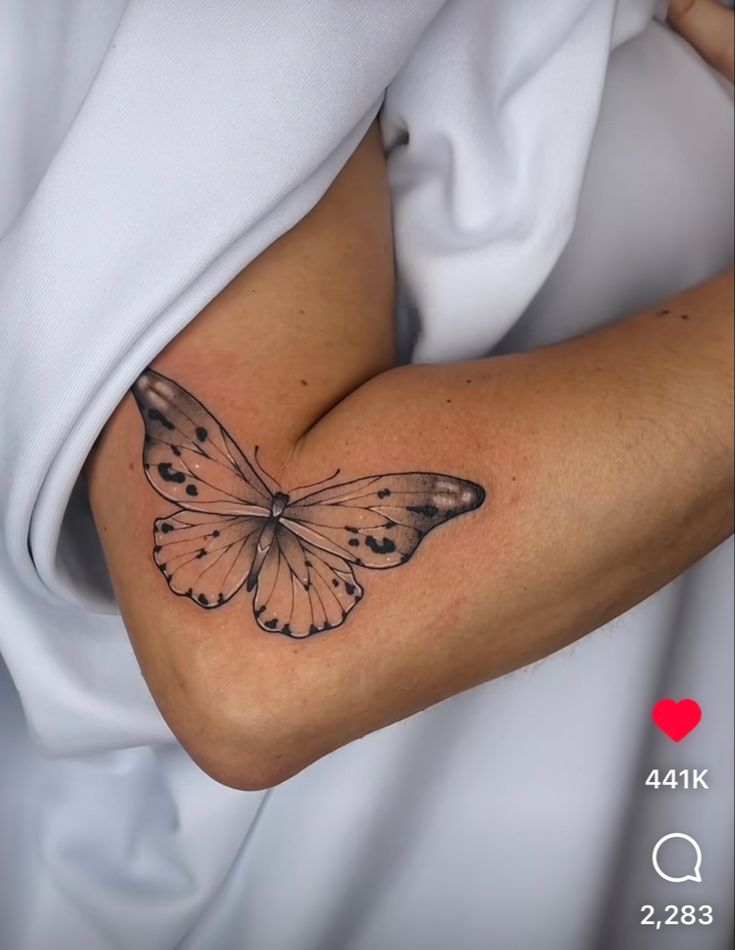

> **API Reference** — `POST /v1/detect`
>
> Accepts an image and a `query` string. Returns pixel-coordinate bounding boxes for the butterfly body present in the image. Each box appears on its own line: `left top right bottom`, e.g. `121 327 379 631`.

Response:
246 494 295 593
133 369 485 638
270 491 290 519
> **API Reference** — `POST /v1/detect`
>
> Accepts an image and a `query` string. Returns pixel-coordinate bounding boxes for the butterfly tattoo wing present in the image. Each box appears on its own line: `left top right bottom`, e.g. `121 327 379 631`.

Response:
282 473 485 569
133 369 486 637
249 473 486 637
151 510 266 609
133 369 275 512
133 369 274 608
250 526 364 638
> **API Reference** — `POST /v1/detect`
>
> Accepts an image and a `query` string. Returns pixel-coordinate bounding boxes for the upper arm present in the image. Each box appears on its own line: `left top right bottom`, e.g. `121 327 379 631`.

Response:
84 120 398 787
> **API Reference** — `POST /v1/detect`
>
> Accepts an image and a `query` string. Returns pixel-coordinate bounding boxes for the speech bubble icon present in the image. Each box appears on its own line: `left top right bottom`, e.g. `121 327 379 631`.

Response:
652 833 702 884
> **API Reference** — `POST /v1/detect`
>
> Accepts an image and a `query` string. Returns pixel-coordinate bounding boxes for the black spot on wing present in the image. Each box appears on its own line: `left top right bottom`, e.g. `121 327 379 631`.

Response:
148 408 175 430
157 462 185 484
407 505 439 517
196 426 208 442
186 484 198 497
365 536 396 555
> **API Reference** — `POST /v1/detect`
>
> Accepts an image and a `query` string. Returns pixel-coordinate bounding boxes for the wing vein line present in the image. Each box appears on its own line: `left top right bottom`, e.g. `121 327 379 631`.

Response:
189 544 234 585
151 398 270 499
176 462 261 505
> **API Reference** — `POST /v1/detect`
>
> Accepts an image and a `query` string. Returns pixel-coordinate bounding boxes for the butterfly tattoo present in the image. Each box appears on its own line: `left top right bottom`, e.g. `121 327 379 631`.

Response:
132 369 485 639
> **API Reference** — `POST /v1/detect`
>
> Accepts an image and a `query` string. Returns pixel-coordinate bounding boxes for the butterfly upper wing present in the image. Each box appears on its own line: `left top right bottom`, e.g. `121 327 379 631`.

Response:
252 472 483 637
282 473 485 568
253 525 363 637
133 368 274 514
154 509 266 607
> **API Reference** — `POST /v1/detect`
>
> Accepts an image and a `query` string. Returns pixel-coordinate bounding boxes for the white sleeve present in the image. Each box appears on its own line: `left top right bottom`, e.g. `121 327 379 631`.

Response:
0 0 444 611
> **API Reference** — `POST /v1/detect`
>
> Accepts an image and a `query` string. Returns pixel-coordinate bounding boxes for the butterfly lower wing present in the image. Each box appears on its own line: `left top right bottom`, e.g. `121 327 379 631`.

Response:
283 473 485 568
154 510 264 607
253 526 363 637
133 368 274 513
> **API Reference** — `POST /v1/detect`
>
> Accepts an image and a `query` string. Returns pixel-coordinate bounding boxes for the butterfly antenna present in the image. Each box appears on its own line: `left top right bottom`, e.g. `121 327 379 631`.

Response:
253 445 280 488
291 467 341 493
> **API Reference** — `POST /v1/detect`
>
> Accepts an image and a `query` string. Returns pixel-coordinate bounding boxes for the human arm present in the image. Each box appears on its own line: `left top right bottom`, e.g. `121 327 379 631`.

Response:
84 112 733 791
667 0 734 82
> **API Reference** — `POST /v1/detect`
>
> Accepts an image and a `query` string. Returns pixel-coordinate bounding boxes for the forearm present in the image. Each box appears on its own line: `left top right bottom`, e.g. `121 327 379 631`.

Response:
300 271 734 606
218 270 733 784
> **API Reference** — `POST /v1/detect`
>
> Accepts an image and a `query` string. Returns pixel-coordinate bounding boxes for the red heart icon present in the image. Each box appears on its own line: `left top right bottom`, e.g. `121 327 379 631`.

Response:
652 699 702 742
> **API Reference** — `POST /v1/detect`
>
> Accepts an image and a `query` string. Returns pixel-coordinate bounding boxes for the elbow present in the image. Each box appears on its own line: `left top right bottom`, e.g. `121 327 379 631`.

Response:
171 685 319 792
188 742 292 793
183 725 307 793
192 751 298 794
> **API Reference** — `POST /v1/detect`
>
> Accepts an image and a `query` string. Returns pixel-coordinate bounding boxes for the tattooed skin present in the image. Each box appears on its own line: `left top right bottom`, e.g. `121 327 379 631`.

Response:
132 369 486 638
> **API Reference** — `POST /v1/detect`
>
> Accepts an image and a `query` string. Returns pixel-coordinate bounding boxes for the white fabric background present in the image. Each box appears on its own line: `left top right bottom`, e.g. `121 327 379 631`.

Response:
0 2 732 948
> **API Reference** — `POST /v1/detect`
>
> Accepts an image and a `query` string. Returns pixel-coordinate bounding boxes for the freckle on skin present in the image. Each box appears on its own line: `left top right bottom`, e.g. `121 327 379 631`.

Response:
466 379 472 384
446 398 452 404
656 309 670 317
300 379 309 386
680 314 689 320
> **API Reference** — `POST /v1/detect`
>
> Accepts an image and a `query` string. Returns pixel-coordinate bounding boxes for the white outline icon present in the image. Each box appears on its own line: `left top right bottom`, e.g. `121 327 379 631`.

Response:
652 833 702 884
